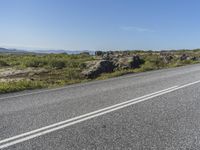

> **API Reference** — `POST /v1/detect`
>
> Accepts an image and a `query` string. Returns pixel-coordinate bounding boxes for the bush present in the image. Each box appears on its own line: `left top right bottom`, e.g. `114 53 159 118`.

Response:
0 80 45 93
95 51 103 56
144 55 167 69
78 62 87 69
65 68 82 80
23 59 47 67
0 60 9 67
49 60 66 69
140 61 156 71
80 52 90 56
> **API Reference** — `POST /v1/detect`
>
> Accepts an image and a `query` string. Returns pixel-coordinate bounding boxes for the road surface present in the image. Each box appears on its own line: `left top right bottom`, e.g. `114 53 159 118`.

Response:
1 64 200 149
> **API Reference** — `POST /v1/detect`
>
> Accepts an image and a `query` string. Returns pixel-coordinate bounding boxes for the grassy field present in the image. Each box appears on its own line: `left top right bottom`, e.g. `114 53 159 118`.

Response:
0 50 200 94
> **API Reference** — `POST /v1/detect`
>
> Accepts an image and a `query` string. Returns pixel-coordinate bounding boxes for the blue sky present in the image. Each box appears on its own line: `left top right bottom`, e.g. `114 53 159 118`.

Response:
0 0 200 50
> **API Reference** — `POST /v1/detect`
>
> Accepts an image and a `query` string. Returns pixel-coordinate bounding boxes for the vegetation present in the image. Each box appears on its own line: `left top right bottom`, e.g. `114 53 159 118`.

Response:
0 80 45 93
0 49 200 94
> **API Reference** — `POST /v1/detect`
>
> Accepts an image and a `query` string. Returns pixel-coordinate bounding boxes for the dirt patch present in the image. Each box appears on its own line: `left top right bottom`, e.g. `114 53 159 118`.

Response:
0 68 49 78
0 68 49 83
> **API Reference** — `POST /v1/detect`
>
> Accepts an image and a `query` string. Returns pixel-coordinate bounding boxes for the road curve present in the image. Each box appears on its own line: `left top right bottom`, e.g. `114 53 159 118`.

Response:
1 64 200 149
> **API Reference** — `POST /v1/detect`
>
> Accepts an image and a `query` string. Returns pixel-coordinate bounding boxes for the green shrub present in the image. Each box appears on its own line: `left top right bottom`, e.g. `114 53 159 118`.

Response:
0 60 9 67
144 55 167 69
65 68 82 80
49 60 66 69
140 61 156 71
0 80 45 93
23 59 47 67
78 62 87 69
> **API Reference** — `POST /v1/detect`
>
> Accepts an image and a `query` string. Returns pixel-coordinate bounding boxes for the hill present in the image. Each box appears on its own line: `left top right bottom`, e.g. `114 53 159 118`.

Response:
0 47 31 54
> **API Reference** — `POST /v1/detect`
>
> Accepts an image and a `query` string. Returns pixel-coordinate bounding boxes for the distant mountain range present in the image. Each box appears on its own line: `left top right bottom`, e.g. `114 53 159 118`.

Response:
31 49 95 55
0 47 95 55
0 47 29 54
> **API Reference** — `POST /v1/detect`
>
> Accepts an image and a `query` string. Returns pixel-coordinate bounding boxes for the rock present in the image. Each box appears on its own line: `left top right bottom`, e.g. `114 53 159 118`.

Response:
130 55 144 68
115 57 131 69
102 53 110 60
81 60 115 78
82 55 144 78
114 55 144 69
191 56 199 61
179 54 199 61
162 55 173 63
180 54 188 60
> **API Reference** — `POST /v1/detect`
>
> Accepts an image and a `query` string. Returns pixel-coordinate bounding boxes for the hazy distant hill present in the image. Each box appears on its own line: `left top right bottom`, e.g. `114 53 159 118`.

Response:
0 47 95 55
31 50 95 55
0 47 30 54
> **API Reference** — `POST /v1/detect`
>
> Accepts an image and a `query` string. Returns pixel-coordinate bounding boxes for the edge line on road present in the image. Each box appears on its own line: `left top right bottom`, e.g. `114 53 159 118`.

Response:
1 80 200 149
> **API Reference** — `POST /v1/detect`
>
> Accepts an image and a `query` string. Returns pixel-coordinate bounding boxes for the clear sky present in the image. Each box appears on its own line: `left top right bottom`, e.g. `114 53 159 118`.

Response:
0 0 200 50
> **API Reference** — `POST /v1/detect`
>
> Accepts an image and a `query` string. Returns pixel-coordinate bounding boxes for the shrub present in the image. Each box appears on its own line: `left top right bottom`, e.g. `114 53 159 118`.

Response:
144 55 167 69
65 68 82 80
140 61 156 71
80 52 90 56
78 62 87 69
95 51 103 56
0 60 9 67
0 80 45 93
23 59 47 67
49 60 66 69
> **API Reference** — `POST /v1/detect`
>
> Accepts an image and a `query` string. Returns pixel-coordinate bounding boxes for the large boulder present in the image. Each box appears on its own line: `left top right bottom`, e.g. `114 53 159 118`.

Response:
161 55 173 64
102 53 110 60
130 55 144 68
180 54 188 60
179 54 199 61
81 60 115 78
191 56 199 61
114 55 144 69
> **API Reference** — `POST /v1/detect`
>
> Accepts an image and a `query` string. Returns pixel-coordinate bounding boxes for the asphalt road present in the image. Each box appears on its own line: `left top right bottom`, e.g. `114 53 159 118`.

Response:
1 64 200 149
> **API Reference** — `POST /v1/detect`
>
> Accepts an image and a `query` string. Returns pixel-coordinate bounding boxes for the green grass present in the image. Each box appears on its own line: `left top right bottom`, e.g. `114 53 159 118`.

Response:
0 53 94 93
0 80 46 94
0 51 200 94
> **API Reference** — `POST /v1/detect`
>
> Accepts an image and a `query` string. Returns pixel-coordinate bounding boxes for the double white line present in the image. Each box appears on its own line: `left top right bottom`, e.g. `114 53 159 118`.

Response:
1 80 200 149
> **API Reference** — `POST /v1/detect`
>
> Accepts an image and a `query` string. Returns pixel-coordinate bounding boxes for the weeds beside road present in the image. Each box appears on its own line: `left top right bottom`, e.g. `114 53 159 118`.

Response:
0 50 200 94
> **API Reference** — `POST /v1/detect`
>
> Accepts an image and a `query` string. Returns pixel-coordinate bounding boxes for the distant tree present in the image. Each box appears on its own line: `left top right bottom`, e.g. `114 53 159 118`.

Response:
95 51 103 56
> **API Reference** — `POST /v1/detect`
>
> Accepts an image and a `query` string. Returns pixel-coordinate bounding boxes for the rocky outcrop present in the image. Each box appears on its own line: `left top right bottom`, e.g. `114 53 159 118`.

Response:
113 55 144 69
161 55 173 63
130 55 144 68
82 55 144 78
179 54 200 61
180 54 188 60
191 56 198 61
81 60 115 78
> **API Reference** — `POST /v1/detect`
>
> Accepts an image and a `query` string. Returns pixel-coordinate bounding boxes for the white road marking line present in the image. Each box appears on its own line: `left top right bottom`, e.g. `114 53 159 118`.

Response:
0 86 176 144
1 80 200 149
0 86 180 149
0 86 178 149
